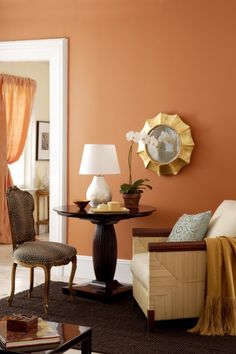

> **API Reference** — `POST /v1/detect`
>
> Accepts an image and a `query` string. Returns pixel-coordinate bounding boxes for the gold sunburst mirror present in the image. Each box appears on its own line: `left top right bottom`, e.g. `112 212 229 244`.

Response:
137 113 194 176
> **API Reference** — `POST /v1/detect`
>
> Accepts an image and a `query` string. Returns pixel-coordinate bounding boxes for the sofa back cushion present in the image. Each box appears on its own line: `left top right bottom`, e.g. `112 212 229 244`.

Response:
205 200 236 238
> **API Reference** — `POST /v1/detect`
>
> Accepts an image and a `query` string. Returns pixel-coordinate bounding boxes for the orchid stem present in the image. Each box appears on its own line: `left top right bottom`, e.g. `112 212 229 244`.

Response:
128 143 133 185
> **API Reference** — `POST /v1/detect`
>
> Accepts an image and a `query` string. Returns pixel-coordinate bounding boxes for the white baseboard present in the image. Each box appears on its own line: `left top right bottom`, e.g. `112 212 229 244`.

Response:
60 255 132 284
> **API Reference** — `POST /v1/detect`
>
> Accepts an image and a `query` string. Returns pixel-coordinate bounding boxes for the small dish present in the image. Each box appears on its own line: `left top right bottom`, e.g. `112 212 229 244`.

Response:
73 200 90 210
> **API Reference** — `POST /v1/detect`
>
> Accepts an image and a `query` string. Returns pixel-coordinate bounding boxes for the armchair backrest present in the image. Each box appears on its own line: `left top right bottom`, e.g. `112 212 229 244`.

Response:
6 186 36 249
205 200 236 238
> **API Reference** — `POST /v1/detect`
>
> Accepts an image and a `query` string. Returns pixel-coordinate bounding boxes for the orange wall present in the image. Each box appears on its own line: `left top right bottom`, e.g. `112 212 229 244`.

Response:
1 0 236 259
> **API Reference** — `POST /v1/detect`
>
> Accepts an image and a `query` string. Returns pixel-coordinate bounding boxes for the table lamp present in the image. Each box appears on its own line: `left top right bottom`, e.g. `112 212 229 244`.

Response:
79 144 120 207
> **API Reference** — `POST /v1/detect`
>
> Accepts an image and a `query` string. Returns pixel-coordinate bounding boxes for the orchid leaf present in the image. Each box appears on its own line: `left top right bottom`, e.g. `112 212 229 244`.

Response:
120 178 152 194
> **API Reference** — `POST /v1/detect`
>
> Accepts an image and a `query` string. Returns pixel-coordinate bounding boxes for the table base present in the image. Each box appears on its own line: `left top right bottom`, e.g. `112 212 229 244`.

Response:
62 281 132 302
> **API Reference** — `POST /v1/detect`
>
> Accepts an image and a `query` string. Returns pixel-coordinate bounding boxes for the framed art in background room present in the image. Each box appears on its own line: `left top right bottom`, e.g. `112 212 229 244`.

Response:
36 121 50 161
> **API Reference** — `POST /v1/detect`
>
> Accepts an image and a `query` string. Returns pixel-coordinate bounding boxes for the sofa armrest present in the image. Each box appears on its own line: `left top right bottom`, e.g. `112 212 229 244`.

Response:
132 228 172 254
148 240 206 252
133 228 172 237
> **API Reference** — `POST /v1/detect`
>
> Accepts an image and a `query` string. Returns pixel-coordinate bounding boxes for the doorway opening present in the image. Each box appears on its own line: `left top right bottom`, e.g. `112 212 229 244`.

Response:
0 62 50 237
0 38 68 245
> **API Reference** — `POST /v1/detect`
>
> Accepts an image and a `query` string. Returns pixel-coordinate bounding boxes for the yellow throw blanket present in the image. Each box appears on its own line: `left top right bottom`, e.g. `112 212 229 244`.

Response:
189 236 236 336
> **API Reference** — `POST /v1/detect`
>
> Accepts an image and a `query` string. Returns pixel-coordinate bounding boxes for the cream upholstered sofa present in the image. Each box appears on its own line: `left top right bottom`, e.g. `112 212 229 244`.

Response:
130 200 236 330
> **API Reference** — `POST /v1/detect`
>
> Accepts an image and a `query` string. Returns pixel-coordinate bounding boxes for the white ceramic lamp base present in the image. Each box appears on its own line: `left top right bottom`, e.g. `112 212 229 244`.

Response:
86 176 112 207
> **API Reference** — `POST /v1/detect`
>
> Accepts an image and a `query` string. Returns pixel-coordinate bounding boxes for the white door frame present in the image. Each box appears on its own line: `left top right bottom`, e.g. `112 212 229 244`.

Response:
0 38 68 245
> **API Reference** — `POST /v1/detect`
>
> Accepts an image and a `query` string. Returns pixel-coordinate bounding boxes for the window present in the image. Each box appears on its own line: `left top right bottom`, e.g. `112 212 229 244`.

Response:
8 114 36 189
9 151 25 187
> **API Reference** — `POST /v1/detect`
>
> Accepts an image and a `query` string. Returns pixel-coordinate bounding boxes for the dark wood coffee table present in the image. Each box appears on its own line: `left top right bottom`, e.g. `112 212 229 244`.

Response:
0 320 92 354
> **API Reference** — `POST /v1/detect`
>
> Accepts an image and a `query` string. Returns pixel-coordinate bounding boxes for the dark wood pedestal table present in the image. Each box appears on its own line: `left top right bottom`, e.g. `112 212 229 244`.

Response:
53 205 156 301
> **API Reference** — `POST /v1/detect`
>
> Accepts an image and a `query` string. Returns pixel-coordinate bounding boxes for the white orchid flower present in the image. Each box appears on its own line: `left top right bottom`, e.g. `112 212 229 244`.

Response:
133 132 141 143
139 132 150 144
126 131 136 141
125 131 141 143
124 129 155 188
126 130 159 146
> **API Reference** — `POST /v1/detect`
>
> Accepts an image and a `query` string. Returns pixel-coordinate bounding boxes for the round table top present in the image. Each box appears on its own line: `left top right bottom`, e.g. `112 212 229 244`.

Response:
53 204 156 224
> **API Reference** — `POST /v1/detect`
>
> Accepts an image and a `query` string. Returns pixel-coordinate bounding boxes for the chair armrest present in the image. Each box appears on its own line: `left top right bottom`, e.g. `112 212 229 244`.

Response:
148 241 206 252
133 228 172 237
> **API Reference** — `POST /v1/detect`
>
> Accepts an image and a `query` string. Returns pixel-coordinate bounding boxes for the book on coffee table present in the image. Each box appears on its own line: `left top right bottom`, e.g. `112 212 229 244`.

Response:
0 317 60 351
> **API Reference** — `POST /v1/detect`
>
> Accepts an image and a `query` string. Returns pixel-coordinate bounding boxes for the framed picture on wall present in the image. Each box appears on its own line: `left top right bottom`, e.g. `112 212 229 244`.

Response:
36 121 50 161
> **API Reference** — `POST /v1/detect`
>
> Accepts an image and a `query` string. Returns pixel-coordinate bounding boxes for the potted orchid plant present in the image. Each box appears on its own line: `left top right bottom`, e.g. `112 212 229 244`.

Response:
120 130 158 209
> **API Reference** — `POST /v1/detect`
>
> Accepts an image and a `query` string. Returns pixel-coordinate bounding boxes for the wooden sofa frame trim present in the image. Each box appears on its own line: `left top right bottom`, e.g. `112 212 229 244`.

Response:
133 228 172 237
133 228 206 252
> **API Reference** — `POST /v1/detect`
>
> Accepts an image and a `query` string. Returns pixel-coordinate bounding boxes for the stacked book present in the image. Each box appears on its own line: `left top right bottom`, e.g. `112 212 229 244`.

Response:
0 316 60 352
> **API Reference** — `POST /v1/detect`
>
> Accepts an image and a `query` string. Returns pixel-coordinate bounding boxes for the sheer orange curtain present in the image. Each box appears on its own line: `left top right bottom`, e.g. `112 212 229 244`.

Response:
0 74 37 244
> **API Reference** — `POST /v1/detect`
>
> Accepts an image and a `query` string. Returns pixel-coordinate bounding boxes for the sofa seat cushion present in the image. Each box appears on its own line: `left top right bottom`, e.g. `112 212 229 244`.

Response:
206 200 236 238
13 240 76 266
130 253 149 289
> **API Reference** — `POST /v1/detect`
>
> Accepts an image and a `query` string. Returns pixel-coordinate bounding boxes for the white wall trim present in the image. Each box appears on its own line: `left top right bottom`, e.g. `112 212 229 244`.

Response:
62 256 132 285
0 38 67 249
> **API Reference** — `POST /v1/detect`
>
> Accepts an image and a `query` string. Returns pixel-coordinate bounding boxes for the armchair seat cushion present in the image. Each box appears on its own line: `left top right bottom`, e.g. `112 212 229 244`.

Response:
13 241 77 266
130 253 149 289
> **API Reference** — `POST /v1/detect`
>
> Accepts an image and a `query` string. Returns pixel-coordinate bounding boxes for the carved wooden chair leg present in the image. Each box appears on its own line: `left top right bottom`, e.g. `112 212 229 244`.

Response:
28 267 34 298
8 263 17 306
68 255 77 299
43 266 51 314
147 310 155 332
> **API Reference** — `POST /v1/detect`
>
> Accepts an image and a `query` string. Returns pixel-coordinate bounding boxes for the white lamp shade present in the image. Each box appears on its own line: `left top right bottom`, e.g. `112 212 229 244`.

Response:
79 144 120 175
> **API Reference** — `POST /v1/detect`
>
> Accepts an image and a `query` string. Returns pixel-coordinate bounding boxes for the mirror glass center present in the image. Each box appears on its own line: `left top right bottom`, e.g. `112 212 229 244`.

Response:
147 125 181 164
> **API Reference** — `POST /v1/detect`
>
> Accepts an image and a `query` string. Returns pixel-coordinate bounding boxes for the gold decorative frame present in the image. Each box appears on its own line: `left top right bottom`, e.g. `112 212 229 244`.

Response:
137 113 194 176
